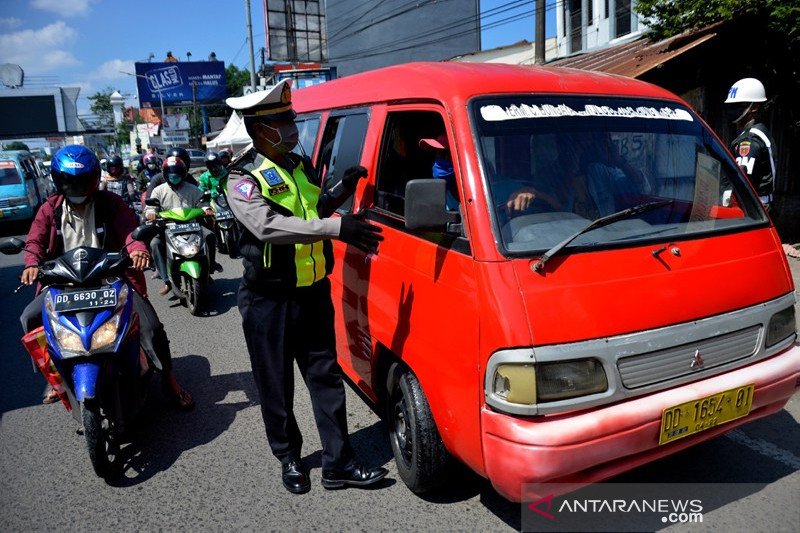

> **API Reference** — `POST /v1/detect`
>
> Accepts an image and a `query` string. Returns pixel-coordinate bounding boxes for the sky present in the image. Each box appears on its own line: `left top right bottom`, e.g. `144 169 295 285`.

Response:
0 0 557 117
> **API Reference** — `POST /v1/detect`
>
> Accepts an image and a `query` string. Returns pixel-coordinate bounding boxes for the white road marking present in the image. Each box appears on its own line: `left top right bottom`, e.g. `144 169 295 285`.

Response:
725 429 800 470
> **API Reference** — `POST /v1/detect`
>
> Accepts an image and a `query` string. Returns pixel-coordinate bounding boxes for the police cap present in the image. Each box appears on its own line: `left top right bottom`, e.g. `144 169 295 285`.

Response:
225 79 296 121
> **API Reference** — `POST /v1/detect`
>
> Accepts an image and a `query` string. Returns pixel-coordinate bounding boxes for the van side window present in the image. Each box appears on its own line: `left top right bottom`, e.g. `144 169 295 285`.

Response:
0 162 21 186
375 111 448 217
293 115 321 157
316 111 369 214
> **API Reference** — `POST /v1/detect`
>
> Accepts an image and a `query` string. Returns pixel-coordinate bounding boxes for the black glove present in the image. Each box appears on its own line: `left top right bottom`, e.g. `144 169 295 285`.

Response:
341 165 368 190
339 211 384 254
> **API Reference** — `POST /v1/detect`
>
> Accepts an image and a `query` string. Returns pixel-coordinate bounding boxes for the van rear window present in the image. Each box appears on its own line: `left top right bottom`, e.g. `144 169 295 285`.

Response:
0 161 21 186
471 95 766 255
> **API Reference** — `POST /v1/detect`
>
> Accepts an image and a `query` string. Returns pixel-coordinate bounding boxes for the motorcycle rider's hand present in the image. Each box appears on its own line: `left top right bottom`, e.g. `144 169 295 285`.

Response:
342 165 368 190
21 266 38 285
338 211 383 254
145 211 156 221
204 207 214 217
130 250 150 270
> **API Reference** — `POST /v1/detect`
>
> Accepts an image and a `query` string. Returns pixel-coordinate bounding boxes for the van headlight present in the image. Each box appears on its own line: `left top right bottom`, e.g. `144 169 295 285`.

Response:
766 306 796 347
486 350 608 414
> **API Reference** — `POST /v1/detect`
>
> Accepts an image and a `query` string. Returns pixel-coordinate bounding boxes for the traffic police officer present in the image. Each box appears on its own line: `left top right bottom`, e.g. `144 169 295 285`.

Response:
225 79 387 494
725 77 777 212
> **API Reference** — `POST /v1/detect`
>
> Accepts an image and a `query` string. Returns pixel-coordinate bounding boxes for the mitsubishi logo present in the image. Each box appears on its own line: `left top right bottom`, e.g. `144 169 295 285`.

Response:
690 349 705 369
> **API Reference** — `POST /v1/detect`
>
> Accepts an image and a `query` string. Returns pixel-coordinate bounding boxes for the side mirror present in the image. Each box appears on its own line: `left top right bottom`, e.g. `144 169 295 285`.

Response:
0 237 26 255
404 179 458 231
131 224 160 243
200 191 211 202
145 198 161 208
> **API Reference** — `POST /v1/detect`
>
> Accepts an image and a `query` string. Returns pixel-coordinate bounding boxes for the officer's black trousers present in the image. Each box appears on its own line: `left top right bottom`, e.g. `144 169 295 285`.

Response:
238 277 354 470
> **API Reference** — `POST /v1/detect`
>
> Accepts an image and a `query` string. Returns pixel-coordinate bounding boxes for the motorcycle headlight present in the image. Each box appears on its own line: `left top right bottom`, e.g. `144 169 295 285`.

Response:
175 234 201 258
51 320 87 355
90 313 120 352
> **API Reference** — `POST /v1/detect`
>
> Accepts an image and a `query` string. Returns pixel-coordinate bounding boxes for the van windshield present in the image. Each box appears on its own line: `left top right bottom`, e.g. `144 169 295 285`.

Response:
0 161 22 186
471 95 766 255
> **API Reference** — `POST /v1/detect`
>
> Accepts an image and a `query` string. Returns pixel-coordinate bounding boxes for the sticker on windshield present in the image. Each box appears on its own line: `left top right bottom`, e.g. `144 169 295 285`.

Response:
480 104 694 122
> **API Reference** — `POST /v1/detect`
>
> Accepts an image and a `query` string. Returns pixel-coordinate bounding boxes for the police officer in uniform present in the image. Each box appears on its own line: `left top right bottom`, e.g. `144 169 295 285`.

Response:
225 80 388 494
725 77 777 212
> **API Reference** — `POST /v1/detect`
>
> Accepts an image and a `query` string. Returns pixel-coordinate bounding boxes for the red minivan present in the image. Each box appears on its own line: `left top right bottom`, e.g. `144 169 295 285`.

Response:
290 62 800 502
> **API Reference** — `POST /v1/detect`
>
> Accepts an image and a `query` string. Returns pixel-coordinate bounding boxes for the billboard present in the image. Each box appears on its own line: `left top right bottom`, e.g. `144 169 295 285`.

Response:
265 0 327 62
0 95 58 136
134 61 227 107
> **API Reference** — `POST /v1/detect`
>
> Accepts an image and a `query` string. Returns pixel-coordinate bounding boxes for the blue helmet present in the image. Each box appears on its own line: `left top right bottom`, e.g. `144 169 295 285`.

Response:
51 145 101 198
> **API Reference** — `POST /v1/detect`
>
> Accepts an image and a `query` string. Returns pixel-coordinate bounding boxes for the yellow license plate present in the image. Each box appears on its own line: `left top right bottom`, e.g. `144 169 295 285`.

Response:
659 384 754 445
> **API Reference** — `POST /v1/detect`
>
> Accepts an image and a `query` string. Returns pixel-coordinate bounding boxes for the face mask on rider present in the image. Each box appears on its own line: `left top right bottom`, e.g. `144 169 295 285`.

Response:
167 173 183 185
260 122 298 152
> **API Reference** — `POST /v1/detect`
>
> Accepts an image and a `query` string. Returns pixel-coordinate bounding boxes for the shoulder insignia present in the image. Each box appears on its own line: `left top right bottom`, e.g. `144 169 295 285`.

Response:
738 141 751 157
260 168 284 186
234 179 257 201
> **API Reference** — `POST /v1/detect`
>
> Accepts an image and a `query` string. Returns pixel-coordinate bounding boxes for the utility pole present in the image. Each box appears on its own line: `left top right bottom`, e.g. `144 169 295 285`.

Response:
245 0 258 91
535 0 546 64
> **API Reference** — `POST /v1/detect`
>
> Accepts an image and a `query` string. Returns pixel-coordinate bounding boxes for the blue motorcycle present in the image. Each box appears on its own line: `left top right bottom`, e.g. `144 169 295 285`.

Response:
2 238 156 479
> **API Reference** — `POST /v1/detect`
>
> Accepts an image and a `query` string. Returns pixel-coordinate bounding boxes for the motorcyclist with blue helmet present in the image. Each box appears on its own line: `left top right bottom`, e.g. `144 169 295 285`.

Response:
19 145 194 409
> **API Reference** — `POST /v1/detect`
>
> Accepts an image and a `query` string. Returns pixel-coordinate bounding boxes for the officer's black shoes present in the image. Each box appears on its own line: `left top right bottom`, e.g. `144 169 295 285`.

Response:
320 462 389 490
212 262 224 273
281 459 310 494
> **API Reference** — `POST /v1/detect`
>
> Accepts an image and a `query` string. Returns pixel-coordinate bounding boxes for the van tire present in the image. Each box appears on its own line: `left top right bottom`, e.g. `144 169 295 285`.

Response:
386 365 450 493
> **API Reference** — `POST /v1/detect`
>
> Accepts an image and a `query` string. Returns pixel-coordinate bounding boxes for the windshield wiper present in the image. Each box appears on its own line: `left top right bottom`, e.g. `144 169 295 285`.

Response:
532 199 674 272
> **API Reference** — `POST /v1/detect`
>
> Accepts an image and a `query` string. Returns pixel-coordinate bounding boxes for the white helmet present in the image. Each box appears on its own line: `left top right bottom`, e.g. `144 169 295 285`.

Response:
725 78 767 104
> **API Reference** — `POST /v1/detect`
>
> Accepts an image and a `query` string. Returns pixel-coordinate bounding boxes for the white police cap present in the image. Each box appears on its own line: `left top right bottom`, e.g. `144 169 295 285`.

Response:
225 78 296 120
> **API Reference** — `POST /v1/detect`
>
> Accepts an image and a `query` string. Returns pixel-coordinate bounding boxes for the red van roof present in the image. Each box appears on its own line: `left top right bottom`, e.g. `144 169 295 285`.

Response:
291 61 680 112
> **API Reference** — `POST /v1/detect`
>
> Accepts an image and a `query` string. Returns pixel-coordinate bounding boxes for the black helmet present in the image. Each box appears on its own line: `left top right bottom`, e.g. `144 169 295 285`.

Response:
167 147 191 171
162 155 187 187
205 151 223 175
51 145 101 199
218 148 232 163
133 160 144 173
107 155 124 177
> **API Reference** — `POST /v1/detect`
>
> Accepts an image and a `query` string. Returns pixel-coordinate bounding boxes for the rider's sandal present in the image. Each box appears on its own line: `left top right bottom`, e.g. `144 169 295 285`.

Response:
167 388 195 411
42 386 59 404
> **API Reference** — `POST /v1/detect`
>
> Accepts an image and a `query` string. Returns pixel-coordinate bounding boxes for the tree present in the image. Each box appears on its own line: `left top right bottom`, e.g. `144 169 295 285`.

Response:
635 0 800 45
204 64 252 123
87 86 118 127
3 141 30 151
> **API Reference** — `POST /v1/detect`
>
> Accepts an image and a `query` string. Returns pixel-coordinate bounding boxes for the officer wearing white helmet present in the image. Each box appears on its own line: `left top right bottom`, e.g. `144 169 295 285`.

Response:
224 79 387 494
725 77 776 211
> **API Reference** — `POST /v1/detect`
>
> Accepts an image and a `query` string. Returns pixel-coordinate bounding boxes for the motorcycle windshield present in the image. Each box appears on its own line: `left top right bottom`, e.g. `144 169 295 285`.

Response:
159 207 206 222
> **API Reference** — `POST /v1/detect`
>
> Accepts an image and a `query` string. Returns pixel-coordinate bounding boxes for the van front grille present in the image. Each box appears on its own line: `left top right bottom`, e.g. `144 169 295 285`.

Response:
617 325 761 389
0 199 9 208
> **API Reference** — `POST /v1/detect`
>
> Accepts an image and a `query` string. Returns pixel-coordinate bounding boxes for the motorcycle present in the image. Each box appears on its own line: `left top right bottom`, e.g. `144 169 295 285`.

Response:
141 194 211 316
0 238 158 480
210 189 240 258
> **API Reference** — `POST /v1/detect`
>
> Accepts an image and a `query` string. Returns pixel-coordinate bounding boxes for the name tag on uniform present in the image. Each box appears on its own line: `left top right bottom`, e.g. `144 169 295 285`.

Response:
261 168 284 186
268 184 290 196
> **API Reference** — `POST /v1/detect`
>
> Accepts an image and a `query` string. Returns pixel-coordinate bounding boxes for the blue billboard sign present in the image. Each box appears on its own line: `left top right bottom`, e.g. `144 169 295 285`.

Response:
134 61 227 107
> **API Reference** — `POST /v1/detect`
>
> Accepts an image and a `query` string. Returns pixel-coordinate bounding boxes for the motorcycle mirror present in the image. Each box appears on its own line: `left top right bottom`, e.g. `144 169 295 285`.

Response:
200 191 211 202
131 224 160 243
0 237 26 255
145 198 161 208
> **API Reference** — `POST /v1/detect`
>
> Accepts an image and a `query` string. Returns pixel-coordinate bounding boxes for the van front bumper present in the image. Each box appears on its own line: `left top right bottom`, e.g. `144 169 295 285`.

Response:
0 205 34 221
481 343 800 502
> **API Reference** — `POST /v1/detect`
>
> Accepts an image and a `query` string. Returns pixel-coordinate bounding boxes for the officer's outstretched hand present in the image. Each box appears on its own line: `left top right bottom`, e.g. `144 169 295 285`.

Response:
339 211 383 254
341 165 368 190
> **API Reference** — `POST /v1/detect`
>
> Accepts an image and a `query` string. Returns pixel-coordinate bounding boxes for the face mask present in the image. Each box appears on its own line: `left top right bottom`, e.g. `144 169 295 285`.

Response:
262 122 298 152
67 195 87 204
726 102 752 124
167 173 183 185
146 163 157 171
432 156 454 179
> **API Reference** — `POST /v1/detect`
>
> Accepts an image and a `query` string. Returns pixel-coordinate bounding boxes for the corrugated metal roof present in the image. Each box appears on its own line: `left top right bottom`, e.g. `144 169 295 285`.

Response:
549 22 724 78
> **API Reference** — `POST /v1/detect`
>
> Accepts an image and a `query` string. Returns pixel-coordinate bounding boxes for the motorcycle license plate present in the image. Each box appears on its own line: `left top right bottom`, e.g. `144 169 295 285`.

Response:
53 287 117 313
167 222 201 234
216 209 233 221
659 384 754 445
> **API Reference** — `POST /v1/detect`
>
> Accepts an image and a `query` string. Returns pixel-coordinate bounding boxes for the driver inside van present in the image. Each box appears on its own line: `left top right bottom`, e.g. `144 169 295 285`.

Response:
418 134 460 211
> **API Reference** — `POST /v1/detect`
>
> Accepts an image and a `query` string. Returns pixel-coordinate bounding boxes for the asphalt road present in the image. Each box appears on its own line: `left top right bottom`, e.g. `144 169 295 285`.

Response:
0 222 798 531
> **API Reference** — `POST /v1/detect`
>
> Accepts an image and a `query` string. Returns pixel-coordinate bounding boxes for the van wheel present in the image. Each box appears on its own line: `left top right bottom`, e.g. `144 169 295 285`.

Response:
386 365 450 493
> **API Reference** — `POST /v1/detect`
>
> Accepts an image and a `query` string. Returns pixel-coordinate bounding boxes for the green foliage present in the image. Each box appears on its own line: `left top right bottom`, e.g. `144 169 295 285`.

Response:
87 87 118 127
3 141 30 151
635 0 800 45
204 64 252 123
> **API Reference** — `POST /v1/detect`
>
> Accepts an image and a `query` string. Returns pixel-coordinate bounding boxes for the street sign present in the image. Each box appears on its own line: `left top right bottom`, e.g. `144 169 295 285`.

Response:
162 131 189 145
